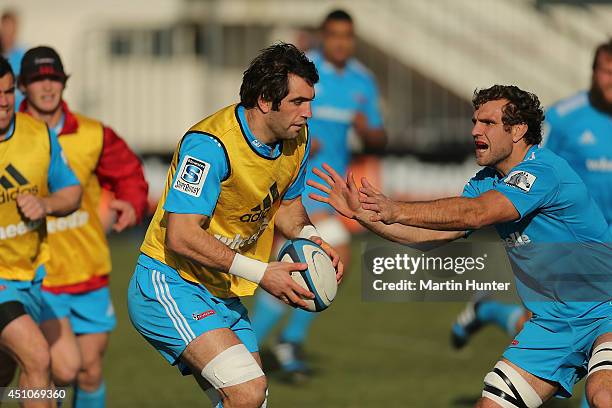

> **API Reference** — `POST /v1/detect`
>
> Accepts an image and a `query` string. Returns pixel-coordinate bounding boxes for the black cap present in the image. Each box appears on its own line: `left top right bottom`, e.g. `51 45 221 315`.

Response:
19 46 67 84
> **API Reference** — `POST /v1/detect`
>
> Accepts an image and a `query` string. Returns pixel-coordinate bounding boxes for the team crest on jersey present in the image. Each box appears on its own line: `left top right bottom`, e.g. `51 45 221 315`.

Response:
173 155 210 197
504 171 536 192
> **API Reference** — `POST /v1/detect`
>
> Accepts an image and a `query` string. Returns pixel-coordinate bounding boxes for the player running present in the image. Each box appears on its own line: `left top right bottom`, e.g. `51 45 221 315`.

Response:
310 85 611 407
17 46 149 407
250 9 385 379
450 39 612 408
128 43 343 407
0 55 81 408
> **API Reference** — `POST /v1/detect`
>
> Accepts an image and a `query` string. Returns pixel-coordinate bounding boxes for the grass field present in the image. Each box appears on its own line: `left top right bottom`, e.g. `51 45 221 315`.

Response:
27 228 582 407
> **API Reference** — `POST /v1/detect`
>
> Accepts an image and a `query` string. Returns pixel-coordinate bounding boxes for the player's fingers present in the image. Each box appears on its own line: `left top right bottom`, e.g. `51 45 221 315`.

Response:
369 212 382 222
306 179 331 194
308 193 329 204
312 167 334 186
361 203 380 212
322 163 344 184
361 177 382 194
358 186 376 197
287 262 307 271
359 195 379 204
347 172 359 193
290 282 315 301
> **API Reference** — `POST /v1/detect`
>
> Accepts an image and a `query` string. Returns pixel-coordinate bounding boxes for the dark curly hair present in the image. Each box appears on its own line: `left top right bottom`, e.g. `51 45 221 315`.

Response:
240 43 318 111
0 56 14 82
472 85 544 145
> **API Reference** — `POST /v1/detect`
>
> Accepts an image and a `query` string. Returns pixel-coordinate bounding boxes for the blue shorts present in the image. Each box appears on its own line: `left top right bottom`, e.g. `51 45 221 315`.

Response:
40 286 116 335
127 254 258 375
503 307 612 398
0 265 46 323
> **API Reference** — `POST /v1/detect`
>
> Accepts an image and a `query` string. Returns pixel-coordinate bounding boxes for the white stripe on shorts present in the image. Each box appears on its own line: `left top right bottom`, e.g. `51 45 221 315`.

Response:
160 273 197 340
151 270 193 344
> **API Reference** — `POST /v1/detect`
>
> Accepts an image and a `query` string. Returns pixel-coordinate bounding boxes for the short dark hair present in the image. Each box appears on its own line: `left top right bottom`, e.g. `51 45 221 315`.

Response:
592 38 612 71
322 9 353 29
240 43 318 111
0 56 14 82
472 85 544 145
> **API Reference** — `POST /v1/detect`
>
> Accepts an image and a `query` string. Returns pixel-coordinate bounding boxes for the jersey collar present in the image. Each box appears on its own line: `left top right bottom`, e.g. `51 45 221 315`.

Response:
19 99 79 136
236 104 282 159
0 115 16 142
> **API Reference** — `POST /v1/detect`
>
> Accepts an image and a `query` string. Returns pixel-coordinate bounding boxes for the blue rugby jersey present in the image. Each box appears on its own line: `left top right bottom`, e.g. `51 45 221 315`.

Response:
462 145 611 319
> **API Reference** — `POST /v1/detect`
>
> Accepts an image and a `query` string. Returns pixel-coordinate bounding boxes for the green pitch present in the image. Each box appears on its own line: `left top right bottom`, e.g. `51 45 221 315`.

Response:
102 230 579 407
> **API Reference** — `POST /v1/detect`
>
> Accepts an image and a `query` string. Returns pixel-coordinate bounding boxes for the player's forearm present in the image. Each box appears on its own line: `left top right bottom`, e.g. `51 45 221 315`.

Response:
166 220 236 272
43 185 82 217
356 210 461 245
275 197 313 239
391 197 488 230
359 128 386 150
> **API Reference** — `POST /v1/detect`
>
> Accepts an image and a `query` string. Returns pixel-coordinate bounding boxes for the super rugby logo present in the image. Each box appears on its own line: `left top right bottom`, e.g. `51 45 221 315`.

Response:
173 155 210 198
240 182 280 223
504 171 536 192
0 164 39 205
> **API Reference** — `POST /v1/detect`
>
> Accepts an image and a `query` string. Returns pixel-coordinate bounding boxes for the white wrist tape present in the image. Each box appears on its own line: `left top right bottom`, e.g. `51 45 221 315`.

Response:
228 253 267 284
298 225 320 239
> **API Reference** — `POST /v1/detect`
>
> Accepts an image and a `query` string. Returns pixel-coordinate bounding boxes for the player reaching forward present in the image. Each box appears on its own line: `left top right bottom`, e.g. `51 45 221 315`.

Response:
128 43 343 407
310 85 611 407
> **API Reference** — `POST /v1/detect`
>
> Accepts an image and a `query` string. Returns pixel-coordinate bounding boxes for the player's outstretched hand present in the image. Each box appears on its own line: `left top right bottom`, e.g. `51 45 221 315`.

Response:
259 262 315 308
109 199 137 232
307 163 362 219
308 236 344 284
359 178 397 224
16 194 47 221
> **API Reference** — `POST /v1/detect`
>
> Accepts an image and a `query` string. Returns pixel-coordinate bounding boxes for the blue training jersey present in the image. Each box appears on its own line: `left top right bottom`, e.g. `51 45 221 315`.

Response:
462 145 611 319
164 105 309 216
302 49 383 214
543 91 612 229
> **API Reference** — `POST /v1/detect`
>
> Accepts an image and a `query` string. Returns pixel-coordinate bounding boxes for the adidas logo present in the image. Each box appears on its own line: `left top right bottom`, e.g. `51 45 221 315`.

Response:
239 182 280 223
579 130 596 145
0 164 38 205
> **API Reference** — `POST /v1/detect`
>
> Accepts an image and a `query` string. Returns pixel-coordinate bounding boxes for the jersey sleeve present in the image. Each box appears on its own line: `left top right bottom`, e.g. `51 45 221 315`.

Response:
361 76 384 129
47 131 80 193
283 131 311 200
494 161 559 220
460 175 483 237
163 133 229 216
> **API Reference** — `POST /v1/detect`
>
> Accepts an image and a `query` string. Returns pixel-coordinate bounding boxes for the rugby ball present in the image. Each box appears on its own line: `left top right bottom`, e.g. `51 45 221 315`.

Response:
278 239 338 312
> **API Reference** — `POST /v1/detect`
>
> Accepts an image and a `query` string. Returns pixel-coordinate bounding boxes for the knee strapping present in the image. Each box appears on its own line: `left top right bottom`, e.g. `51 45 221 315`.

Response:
482 361 543 408
201 344 264 389
588 341 612 377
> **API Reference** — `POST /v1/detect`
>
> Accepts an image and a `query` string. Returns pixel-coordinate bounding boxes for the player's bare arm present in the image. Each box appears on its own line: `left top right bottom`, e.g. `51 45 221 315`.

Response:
360 180 519 230
353 111 386 149
275 196 344 283
16 184 82 221
308 163 463 246
165 212 314 307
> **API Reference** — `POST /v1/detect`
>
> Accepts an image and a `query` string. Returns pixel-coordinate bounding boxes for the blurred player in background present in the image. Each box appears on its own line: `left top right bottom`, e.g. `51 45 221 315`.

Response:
0 55 81 408
18 46 148 408
450 39 612 408
128 43 342 407
250 9 385 380
310 85 611 407
1 10 26 107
